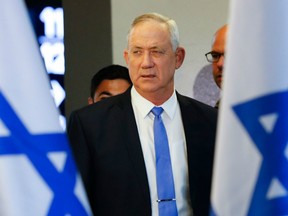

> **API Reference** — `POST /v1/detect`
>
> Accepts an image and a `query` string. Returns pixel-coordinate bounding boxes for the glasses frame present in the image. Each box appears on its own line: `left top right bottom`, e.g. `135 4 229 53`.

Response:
205 51 225 63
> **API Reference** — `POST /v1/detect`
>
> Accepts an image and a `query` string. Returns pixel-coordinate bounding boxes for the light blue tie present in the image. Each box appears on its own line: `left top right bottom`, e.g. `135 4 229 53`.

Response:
151 107 178 216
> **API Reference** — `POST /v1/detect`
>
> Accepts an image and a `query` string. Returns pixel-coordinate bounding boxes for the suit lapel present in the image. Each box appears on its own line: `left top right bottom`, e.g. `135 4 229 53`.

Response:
177 92 196 153
177 93 201 199
117 90 151 210
177 92 216 214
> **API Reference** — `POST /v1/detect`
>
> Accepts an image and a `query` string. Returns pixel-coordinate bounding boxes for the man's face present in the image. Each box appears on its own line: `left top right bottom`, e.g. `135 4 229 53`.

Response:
88 79 131 104
212 26 227 89
124 20 185 103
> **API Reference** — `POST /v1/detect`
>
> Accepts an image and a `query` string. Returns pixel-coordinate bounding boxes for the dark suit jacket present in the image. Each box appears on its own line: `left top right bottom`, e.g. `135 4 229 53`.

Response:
68 89 217 216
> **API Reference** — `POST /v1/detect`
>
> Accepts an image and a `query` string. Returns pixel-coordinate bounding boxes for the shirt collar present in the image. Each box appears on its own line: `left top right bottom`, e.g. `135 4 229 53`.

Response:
131 86 177 120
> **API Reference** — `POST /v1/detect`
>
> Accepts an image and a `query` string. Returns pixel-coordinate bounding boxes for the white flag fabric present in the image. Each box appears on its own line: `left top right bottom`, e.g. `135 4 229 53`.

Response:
0 0 91 215
210 0 288 215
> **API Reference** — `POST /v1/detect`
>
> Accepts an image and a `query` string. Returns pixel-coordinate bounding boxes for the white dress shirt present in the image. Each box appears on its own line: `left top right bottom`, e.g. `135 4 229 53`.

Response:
131 87 193 216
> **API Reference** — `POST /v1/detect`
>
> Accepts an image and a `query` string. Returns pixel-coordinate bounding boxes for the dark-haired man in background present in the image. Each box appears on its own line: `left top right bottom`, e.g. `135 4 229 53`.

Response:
88 64 132 104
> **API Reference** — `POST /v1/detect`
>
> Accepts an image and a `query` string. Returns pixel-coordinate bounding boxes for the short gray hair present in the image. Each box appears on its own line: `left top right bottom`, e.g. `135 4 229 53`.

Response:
126 13 180 51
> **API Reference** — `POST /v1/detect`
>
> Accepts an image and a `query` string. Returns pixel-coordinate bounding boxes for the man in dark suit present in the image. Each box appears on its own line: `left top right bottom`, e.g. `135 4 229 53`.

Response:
68 12 217 216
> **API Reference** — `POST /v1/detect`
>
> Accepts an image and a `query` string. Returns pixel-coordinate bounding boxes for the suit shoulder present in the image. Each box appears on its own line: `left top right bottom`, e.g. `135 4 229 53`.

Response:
70 92 129 121
177 93 217 112
177 93 217 123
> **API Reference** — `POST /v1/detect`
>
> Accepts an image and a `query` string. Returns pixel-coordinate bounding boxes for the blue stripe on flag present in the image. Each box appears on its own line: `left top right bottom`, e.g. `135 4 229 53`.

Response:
210 205 218 216
0 92 89 215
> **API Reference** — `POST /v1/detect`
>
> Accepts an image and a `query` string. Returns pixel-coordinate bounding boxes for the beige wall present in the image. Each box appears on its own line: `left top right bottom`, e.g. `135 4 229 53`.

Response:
111 0 229 97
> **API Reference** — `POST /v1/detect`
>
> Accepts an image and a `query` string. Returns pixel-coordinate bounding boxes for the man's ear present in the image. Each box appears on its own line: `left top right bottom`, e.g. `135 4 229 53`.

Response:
88 97 94 105
123 49 129 65
175 47 185 69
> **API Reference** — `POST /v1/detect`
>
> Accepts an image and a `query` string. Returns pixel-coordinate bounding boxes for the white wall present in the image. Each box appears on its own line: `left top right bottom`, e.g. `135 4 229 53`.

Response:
111 0 229 101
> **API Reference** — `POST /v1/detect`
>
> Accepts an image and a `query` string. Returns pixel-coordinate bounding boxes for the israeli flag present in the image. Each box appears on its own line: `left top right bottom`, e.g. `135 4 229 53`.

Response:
0 0 91 215
210 0 288 215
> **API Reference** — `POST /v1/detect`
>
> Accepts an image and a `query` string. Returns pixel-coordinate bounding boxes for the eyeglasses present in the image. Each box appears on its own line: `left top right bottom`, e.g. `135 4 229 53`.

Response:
205 51 225 63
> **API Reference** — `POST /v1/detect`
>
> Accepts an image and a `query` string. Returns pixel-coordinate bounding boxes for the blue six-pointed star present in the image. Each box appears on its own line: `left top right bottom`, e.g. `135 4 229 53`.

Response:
233 90 288 215
0 92 88 215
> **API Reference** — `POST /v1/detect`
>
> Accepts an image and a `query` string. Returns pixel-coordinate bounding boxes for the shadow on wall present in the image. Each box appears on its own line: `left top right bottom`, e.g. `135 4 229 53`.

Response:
193 64 220 107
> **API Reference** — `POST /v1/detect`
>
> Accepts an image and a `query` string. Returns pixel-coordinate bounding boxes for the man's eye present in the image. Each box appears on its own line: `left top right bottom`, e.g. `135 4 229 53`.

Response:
99 96 110 101
132 50 142 55
151 50 164 57
211 53 220 58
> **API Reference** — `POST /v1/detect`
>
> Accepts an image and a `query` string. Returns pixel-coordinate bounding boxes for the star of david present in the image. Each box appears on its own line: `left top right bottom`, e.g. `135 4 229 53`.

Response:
0 92 88 215
233 90 288 215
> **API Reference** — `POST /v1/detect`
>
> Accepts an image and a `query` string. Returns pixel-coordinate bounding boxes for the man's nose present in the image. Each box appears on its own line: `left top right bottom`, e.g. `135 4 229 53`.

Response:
217 54 225 67
141 52 154 68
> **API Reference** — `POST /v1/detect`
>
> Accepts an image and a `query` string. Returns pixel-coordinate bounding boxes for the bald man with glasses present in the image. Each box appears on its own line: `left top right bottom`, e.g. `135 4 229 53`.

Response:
205 24 228 108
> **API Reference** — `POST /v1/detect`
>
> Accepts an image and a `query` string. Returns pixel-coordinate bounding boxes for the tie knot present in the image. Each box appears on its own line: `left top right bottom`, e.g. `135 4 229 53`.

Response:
151 107 164 117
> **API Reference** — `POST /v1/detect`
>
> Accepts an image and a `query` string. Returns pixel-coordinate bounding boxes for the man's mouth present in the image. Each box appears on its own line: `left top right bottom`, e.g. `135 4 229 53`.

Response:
142 74 156 78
